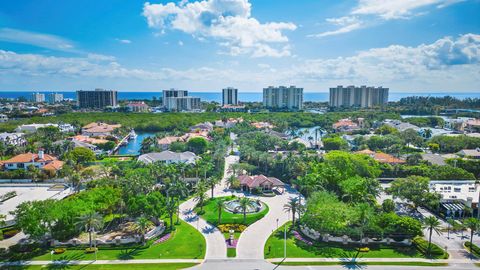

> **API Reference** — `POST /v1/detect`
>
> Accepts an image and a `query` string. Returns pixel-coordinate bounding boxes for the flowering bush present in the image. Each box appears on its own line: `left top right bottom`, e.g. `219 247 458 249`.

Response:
218 224 247 233
54 248 66 254
358 247 370 252
154 233 172 245
85 247 97 253
292 231 313 246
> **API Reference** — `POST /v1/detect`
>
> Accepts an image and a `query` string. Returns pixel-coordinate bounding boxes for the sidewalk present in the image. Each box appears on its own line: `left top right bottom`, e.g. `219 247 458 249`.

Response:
267 257 479 263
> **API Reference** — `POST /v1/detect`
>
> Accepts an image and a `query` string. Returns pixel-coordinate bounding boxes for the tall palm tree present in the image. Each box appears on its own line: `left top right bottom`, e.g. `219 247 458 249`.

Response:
238 197 253 224
140 137 154 154
165 200 176 230
464 217 480 254
446 217 455 239
194 182 207 213
168 179 188 224
216 199 225 225
75 212 103 247
422 216 442 256
226 176 239 189
207 176 220 198
134 216 152 245
283 197 301 226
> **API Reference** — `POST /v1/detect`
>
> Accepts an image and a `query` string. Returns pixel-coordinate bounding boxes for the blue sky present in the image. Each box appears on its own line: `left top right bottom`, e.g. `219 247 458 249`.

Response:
0 0 479 92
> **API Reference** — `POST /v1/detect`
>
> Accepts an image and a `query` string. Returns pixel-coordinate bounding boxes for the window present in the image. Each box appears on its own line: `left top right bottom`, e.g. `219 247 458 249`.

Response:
454 188 461 192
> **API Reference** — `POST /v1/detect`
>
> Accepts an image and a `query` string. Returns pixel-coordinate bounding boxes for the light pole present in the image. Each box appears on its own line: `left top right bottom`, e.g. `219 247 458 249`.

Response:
476 180 480 220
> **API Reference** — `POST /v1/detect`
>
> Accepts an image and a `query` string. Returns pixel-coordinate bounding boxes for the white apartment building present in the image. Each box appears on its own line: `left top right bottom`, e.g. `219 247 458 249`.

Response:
329 85 389 108
47 93 64 104
30 92 45 103
263 86 303 110
222 87 238 106
162 89 201 111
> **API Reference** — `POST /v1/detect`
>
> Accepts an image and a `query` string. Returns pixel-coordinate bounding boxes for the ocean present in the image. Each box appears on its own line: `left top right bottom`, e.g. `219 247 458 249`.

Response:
0 91 479 103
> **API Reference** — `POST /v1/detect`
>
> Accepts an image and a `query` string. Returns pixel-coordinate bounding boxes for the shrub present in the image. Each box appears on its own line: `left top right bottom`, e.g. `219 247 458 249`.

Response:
2 228 20 239
465 242 480 257
54 248 66 254
413 236 446 258
218 224 247 233
85 247 98 253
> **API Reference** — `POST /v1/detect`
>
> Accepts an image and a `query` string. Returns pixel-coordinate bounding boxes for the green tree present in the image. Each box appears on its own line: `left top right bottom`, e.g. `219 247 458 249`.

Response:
464 217 480 254
165 200 176 230
67 147 96 166
284 197 301 226
423 216 442 256
75 211 103 247
194 182 208 213
389 176 440 209
322 137 348 151
187 137 209 154
207 176 220 198
238 197 254 224
216 199 225 225
134 216 152 245
382 199 396 213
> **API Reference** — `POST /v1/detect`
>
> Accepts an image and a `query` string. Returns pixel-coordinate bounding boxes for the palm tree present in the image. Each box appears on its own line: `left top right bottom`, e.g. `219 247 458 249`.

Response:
422 216 442 256
194 182 207 213
75 212 103 247
226 176 239 189
238 197 253 224
446 217 455 239
168 179 188 224
464 217 480 254
140 137 154 154
165 200 176 230
283 197 300 226
207 176 220 198
216 199 225 225
134 217 152 245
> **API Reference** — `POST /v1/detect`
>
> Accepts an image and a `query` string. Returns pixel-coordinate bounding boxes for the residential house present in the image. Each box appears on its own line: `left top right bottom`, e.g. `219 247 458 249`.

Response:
384 119 419 132
1 150 63 172
238 174 285 192
356 149 406 164
190 122 214 132
0 132 26 146
138 150 198 165
15 123 74 133
157 136 184 150
332 118 361 132
81 122 121 137
457 149 480 159
70 135 110 145
465 119 480 133
421 153 447 166
251 122 275 129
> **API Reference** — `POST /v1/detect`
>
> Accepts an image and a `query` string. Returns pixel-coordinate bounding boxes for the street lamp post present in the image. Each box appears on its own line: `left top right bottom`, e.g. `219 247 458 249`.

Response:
476 180 480 220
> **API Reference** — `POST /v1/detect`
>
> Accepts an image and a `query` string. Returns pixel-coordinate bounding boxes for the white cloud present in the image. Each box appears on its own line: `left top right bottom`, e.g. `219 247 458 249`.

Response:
311 0 464 38
0 28 77 52
289 34 480 90
116 39 132 44
178 40 184 46
0 34 478 92
142 0 296 57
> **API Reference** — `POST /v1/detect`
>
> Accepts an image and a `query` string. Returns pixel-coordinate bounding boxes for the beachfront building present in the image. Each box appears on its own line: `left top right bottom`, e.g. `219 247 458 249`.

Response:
263 86 303 110
222 87 238 106
138 151 198 165
30 92 45 103
47 93 64 104
329 85 389 108
76 89 118 109
162 89 201 112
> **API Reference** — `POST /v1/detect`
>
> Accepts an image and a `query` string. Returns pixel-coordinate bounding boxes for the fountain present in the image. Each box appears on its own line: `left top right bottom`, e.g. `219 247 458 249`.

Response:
224 199 263 214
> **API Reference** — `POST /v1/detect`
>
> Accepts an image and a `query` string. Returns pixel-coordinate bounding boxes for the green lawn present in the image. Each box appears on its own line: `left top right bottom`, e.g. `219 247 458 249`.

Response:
273 262 448 267
2 263 197 270
196 196 269 226
21 219 205 261
264 222 425 259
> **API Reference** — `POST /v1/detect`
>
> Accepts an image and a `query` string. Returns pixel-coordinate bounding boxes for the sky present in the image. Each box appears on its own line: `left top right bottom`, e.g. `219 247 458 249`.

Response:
0 0 479 92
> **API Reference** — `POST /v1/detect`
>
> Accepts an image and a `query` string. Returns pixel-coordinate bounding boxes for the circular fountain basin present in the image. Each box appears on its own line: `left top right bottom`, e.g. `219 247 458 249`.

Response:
224 199 264 214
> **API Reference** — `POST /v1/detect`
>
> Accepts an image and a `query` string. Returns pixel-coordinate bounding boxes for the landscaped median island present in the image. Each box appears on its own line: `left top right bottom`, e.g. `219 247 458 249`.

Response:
264 222 448 264
194 195 269 257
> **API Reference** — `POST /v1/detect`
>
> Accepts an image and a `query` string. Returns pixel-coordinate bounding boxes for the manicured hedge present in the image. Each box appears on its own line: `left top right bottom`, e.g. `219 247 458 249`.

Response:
413 236 448 259
465 241 480 257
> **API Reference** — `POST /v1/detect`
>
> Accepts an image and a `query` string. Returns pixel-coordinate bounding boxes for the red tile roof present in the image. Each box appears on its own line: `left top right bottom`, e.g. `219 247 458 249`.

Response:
238 174 284 188
3 152 57 163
